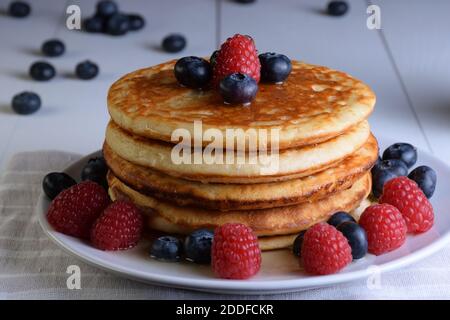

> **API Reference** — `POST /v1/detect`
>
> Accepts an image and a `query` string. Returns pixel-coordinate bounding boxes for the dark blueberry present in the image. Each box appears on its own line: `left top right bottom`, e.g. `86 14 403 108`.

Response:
162 34 187 53
234 0 257 3
81 157 108 188
184 229 213 264
105 13 129 36
29 61 56 81
372 159 408 178
210 50 219 69
150 236 182 262
41 39 65 57
174 56 211 89
336 222 368 260
327 211 356 227
292 230 306 257
127 14 145 31
96 0 118 17
408 166 437 198
259 52 292 83
219 73 258 105
75 60 99 80
372 169 397 198
382 143 417 168
8 1 31 18
11 91 41 115
327 1 349 16
42 172 77 200
84 15 105 33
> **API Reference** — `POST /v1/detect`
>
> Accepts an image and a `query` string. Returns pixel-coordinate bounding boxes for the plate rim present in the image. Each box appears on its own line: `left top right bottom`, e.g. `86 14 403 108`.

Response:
36 145 450 294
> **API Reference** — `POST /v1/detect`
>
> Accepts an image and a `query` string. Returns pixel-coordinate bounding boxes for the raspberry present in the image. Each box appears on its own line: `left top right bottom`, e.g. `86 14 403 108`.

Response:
212 34 260 86
211 223 261 279
380 176 434 233
91 201 143 251
301 223 352 275
47 181 109 239
359 204 407 255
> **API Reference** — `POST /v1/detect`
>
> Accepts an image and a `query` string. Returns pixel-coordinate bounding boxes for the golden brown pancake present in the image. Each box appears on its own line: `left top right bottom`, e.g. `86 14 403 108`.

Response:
103 134 378 211
105 120 371 183
107 172 371 237
108 60 375 150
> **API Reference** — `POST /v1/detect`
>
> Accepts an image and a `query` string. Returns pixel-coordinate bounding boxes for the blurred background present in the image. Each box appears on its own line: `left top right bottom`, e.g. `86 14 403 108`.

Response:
0 0 448 171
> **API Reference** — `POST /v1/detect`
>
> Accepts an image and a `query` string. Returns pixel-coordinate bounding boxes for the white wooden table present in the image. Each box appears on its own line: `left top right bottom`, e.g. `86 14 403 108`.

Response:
0 0 446 170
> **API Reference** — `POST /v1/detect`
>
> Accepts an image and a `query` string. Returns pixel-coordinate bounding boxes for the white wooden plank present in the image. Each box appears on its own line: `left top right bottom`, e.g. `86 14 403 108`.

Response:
376 0 450 164
0 0 216 171
220 0 429 153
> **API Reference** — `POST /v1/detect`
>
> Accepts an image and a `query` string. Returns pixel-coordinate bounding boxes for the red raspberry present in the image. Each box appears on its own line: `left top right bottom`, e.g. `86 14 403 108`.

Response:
359 204 407 255
211 223 261 279
212 34 261 86
47 181 109 239
91 201 143 251
301 223 352 275
380 176 434 233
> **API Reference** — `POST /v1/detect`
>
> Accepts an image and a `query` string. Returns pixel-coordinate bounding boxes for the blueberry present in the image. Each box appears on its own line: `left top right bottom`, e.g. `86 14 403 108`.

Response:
84 15 105 33
210 50 219 68
162 34 187 53
75 60 99 80
383 143 417 168
372 159 408 178
174 56 211 89
8 1 31 18
327 1 349 16
29 61 56 81
336 222 368 260
96 0 118 17
11 91 41 115
372 169 397 198
41 39 65 57
234 0 256 3
42 172 76 200
408 166 437 198
292 230 306 257
184 229 213 264
81 157 108 188
259 52 292 83
127 14 145 31
105 13 129 36
150 236 182 262
219 73 258 105
327 211 356 227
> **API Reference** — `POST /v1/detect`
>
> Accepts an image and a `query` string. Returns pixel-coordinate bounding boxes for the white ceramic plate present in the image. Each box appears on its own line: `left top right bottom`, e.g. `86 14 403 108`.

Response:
37 138 450 294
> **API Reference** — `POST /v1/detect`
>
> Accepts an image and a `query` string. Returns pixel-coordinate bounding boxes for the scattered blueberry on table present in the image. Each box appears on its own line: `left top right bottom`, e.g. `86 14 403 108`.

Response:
327 1 349 16
29 61 56 81
327 211 355 227
408 165 437 198
336 221 368 260
11 91 41 115
84 15 105 33
292 230 306 257
105 13 130 36
259 52 292 83
184 229 214 264
127 14 145 31
41 39 65 57
96 0 118 17
8 1 31 18
150 236 182 262
162 34 187 53
219 73 258 105
75 60 99 80
234 0 257 4
382 142 417 168
174 56 212 89
42 172 77 200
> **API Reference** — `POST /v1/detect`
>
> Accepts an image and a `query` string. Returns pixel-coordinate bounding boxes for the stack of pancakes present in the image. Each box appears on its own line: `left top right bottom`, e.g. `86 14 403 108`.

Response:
104 60 378 250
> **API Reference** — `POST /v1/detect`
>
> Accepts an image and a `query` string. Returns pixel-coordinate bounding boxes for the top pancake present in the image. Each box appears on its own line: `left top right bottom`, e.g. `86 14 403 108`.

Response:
108 60 375 150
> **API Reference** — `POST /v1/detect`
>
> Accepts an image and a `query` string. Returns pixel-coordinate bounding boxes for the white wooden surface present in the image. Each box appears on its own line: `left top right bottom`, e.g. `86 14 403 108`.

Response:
0 0 447 170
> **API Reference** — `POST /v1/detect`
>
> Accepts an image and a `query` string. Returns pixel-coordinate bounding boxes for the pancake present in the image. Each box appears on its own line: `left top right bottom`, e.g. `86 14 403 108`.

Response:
107 172 371 236
108 60 375 150
105 120 371 183
103 134 378 210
